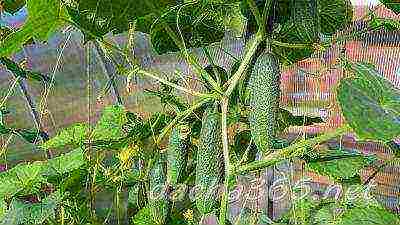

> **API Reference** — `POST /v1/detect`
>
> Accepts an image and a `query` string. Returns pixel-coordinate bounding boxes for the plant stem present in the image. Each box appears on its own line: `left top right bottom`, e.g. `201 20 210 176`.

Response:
247 0 263 29
224 32 264 96
137 70 210 98
219 97 230 224
162 25 223 94
236 125 353 174
156 97 211 144
271 40 312 49
93 41 124 105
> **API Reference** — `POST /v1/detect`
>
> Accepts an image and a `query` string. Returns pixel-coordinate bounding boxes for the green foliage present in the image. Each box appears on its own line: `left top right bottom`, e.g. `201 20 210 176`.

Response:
379 0 400 14
167 125 190 188
368 13 400 31
305 148 377 183
1 0 26 14
204 65 229 90
317 0 353 35
66 0 178 41
0 149 85 198
41 123 90 150
0 191 63 225
272 0 318 65
0 0 65 57
45 148 86 175
240 0 291 34
132 205 158 225
195 105 223 215
337 62 400 142
91 105 128 141
335 201 400 225
248 52 280 153
150 4 224 54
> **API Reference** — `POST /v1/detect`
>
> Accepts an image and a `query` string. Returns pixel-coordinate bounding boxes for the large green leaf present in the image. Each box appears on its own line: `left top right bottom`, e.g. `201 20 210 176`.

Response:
0 162 45 198
317 0 353 35
335 203 400 225
273 0 319 65
66 0 178 40
0 0 65 57
337 62 400 142
379 0 400 14
150 3 225 54
239 0 291 35
131 205 157 225
0 191 63 225
46 148 86 175
306 148 377 182
41 123 90 150
2 0 26 14
91 105 128 141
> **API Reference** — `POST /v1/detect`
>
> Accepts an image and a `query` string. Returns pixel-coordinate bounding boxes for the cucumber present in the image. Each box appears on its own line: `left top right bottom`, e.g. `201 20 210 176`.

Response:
248 52 281 154
166 124 190 188
148 155 170 224
195 105 223 215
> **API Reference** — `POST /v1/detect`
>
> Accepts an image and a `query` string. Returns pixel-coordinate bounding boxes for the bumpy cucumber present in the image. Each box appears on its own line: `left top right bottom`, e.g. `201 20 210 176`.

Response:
148 155 170 224
195 105 223 215
167 124 190 188
248 52 281 154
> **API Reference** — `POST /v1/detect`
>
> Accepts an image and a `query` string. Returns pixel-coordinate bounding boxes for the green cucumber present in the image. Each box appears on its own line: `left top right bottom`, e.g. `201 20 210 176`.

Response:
166 124 190 188
148 155 170 224
248 52 281 154
195 105 223 215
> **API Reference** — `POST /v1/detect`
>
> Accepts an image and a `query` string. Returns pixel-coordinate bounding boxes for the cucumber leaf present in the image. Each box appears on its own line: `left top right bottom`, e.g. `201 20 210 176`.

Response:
66 0 178 41
0 191 63 225
379 0 400 14
150 4 224 54
305 148 377 183
91 105 128 141
2 0 26 14
336 202 400 225
131 205 157 225
45 148 85 175
0 0 66 57
317 0 353 35
41 123 90 150
337 62 400 142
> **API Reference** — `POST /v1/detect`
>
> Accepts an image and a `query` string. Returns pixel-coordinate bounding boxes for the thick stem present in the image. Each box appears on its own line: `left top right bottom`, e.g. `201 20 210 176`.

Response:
224 32 264 97
219 97 230 224
236 125 353 174
93 41 124 105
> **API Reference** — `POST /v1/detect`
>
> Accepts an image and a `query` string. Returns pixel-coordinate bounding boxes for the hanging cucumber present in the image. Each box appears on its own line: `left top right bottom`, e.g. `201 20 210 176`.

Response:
248 52 281 154
166 124 190 189
148 155 170 225
195 104 223 215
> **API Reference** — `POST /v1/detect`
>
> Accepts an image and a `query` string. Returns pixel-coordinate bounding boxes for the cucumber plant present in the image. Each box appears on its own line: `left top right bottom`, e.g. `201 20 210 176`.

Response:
0 0 399 225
